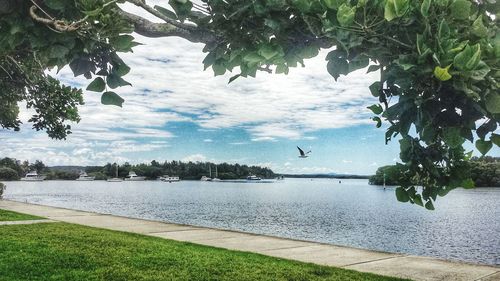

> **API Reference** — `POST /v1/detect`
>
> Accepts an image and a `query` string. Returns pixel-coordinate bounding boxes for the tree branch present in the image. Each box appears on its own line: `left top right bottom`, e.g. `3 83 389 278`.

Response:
117 10 216 44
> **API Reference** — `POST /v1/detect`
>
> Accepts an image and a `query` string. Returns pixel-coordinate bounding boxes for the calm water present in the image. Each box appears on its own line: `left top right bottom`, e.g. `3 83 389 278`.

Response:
3 178 499 265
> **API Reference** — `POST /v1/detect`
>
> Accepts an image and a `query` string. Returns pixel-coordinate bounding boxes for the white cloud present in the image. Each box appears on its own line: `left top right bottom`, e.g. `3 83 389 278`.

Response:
203 139 213 142
182 154 207 162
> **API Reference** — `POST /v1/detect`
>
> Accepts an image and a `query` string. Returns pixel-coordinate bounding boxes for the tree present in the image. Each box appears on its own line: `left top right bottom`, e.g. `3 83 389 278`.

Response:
0 167 20 181
1 0 498 207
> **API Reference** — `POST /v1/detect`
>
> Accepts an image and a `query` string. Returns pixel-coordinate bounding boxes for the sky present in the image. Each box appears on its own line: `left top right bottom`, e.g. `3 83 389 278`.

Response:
0 2 497 175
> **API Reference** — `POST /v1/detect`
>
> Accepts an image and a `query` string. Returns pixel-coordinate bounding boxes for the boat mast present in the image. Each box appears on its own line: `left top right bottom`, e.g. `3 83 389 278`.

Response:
209 165 212 178
215 165 218 178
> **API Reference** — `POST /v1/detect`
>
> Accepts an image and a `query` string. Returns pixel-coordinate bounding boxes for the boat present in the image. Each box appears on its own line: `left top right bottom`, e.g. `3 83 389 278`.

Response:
200 176 212 181
246 175 262 181
212 165 221 181
159 175 180 182
124 171 146 181
107 165 123 182
76 171 95 181
20 171 45 181
201 165 213 181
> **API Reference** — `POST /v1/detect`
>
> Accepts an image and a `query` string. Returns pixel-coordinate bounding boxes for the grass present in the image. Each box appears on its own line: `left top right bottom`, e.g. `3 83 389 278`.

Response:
0 209 43 221
0 222 411 281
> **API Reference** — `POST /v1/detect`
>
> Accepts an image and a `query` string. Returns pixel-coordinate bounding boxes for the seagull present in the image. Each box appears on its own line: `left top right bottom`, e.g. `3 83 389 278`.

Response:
297 146 311 158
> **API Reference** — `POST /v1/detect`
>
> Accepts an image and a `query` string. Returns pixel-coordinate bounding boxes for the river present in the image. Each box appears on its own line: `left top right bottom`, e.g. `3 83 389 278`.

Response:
3 178 499 265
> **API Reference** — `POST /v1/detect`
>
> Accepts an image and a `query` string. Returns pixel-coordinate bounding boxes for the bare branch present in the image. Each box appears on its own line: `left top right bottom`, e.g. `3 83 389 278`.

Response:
118 10 216 44
126 0 197 31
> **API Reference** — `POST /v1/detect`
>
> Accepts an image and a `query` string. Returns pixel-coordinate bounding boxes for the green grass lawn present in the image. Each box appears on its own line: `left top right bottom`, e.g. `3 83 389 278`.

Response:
0 222 411 281
0 209 43 221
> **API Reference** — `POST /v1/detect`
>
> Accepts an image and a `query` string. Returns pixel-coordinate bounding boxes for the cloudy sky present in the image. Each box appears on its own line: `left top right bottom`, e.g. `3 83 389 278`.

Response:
0 2 497 175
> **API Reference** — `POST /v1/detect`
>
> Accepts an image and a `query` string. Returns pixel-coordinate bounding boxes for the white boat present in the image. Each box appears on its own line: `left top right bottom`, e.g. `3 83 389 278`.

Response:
159 175 180 182
212 165 221 181
20 171 45 181
124 171 145 181
201 165 213 181
200 176 212 181
246 175 262 181
107 165 123 182
76 171 95 181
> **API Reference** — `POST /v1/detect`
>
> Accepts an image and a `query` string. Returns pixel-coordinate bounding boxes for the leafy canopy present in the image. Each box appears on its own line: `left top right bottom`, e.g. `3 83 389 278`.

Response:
0 0 499 207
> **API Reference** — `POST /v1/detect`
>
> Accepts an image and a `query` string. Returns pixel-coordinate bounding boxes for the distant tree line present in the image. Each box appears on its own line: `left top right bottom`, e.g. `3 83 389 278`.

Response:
369 157 500 187
0 157 275 180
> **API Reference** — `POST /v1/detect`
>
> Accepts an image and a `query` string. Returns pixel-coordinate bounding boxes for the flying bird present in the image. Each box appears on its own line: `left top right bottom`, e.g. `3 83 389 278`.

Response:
297 146 311 158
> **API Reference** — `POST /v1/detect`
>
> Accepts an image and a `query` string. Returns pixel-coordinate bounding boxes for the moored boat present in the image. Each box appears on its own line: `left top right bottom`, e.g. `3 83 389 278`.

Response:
159 175 180 182
246 175 261 181
20 171 45 181
124 171 145 181
76 171 95 181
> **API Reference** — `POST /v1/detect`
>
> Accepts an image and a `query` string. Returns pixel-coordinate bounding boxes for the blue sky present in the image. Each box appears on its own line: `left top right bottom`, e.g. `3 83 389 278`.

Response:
0 2 497 175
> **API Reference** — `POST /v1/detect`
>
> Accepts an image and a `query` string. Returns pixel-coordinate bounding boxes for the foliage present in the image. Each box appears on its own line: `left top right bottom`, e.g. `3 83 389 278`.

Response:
0 0 499 206
0 167 20 181
369 164 409 186
44 170 80 180
470 156 500 187
0 223 406 281
370 157 500 188
95 160 275 180
0 183 4 199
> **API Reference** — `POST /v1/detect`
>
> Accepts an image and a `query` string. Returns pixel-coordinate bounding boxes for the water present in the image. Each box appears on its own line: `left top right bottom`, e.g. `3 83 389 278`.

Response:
3 178 499 266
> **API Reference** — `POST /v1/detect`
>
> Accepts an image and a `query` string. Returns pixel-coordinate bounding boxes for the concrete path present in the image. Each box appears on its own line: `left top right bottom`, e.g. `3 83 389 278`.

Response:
1 200 498 281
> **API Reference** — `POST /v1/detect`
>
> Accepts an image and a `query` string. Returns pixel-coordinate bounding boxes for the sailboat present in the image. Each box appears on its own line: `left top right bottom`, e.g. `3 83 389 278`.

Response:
200 165 212 181
107 165 123 182
212 165 221 181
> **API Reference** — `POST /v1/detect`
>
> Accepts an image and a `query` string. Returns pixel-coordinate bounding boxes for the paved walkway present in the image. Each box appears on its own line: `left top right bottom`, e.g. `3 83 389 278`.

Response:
0 200 498 281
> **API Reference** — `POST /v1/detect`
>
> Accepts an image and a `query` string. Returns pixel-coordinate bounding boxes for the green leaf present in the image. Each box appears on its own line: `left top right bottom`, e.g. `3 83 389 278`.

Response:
453 44 481 71
101 91 124 107
384 0 397 21
212 63 226 76
385 0 409 21
86 77 106 92
421 0 431 18
327 58 348 80
443 127 464 148
337 4 356 27
49 45 69 59
471 16 488 38
323 0 344 9
433 65 452 81
292 0 311 12
169 0 193 17
110 35 136 52
491 133 500 147
228 74 241 84
154 5 178 19
413 194 423 206
301 45 319 59
368 104 383 115
450 0 471 20
425 200 435 210
276 64 289 74
69 57 95 77
243 52 264 63
395 187 410 202
114 63 131 77
258 45 279 60
372 116 382 128
367 65 380 73
106 74 131 89
475 139 492 155
202 52 216 70
369 81 381 97
485 93 500 114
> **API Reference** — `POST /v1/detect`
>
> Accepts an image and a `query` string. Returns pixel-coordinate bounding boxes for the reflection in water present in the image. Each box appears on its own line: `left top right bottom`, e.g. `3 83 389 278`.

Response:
4 178 500 265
